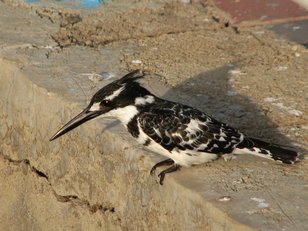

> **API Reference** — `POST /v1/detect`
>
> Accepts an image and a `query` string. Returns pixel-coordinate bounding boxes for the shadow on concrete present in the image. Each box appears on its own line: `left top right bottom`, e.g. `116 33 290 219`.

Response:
162 64 301 151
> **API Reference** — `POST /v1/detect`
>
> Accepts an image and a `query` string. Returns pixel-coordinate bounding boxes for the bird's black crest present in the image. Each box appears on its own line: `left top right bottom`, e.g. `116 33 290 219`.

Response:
90 70 145 104
117 69 144 85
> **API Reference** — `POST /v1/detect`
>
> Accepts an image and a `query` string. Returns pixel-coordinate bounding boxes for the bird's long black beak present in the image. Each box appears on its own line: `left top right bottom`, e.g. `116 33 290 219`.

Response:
49 107 103 141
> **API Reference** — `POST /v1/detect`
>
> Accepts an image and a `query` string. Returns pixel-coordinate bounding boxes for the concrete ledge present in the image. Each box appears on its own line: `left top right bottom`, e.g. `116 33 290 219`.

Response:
0 58 250 230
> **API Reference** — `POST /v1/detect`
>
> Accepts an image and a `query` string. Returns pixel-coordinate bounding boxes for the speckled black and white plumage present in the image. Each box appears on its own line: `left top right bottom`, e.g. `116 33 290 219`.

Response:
50 70 301 184
137 101 243 154
127 100 242 165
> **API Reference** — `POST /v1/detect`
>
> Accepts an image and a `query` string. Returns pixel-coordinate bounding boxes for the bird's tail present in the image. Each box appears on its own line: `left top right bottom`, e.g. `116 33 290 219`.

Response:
234 137 301 164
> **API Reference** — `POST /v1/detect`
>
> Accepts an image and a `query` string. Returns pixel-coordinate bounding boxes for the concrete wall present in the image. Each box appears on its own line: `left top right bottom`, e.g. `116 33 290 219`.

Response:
0 58 249 230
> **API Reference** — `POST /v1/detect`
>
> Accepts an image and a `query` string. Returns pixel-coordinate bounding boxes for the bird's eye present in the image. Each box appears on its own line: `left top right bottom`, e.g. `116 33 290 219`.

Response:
101 99 112 107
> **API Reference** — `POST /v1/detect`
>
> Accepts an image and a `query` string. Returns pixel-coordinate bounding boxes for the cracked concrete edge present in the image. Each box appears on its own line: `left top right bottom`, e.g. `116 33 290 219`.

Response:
0 153 122 231
0 58 253 230
0 154 115 213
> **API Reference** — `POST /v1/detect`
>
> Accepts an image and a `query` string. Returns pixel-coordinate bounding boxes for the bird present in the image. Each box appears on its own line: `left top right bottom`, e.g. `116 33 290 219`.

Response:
50 70 301 185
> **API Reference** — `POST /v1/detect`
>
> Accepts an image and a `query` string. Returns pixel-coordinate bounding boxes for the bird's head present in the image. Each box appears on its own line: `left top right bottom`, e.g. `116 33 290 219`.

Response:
50 70 155 141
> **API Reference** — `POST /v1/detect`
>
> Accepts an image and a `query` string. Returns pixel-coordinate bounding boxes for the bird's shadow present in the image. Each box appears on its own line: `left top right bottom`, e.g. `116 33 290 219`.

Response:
160 64 303 152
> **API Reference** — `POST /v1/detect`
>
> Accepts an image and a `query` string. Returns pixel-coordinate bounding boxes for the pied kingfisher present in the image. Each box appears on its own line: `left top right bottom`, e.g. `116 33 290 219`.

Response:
50 70 300 184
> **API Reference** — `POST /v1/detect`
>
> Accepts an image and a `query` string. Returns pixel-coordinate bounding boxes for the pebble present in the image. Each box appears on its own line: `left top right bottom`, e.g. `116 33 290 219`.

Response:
100 71 114 80
276 66 288 71
132 60 142 64
228 69 245 76
226 90 237 96
250 197 269 208
85 71 114 83
264 97 277 102
218 196 231 202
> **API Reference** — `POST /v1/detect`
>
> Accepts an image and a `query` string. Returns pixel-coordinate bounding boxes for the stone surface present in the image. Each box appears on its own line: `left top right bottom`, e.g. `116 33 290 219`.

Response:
213 0 308 23
0 1 307 231
269 20 308 47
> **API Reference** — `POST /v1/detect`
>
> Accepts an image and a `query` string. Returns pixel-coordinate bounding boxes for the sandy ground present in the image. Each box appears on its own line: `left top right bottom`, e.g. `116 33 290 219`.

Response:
0 0 307 230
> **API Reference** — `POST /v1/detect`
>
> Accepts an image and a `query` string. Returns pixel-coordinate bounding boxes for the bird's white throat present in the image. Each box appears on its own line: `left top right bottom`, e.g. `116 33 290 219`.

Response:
102 105 139 125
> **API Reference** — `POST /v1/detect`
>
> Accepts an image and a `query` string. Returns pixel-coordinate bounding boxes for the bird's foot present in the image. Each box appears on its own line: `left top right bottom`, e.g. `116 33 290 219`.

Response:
157 164 181 185
150 159 174 176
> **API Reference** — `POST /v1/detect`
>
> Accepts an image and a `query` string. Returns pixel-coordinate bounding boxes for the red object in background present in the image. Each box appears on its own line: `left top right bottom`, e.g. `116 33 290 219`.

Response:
213 0 308 23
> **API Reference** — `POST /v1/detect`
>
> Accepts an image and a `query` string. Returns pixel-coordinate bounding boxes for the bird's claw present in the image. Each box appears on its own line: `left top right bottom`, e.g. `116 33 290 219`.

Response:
150 166 156 176
149 158 174 176
158 172 165 185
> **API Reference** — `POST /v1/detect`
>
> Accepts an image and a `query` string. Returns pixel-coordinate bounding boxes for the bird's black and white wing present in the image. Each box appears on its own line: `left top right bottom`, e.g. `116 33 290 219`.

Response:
136 100 299 166
138 101 244 156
